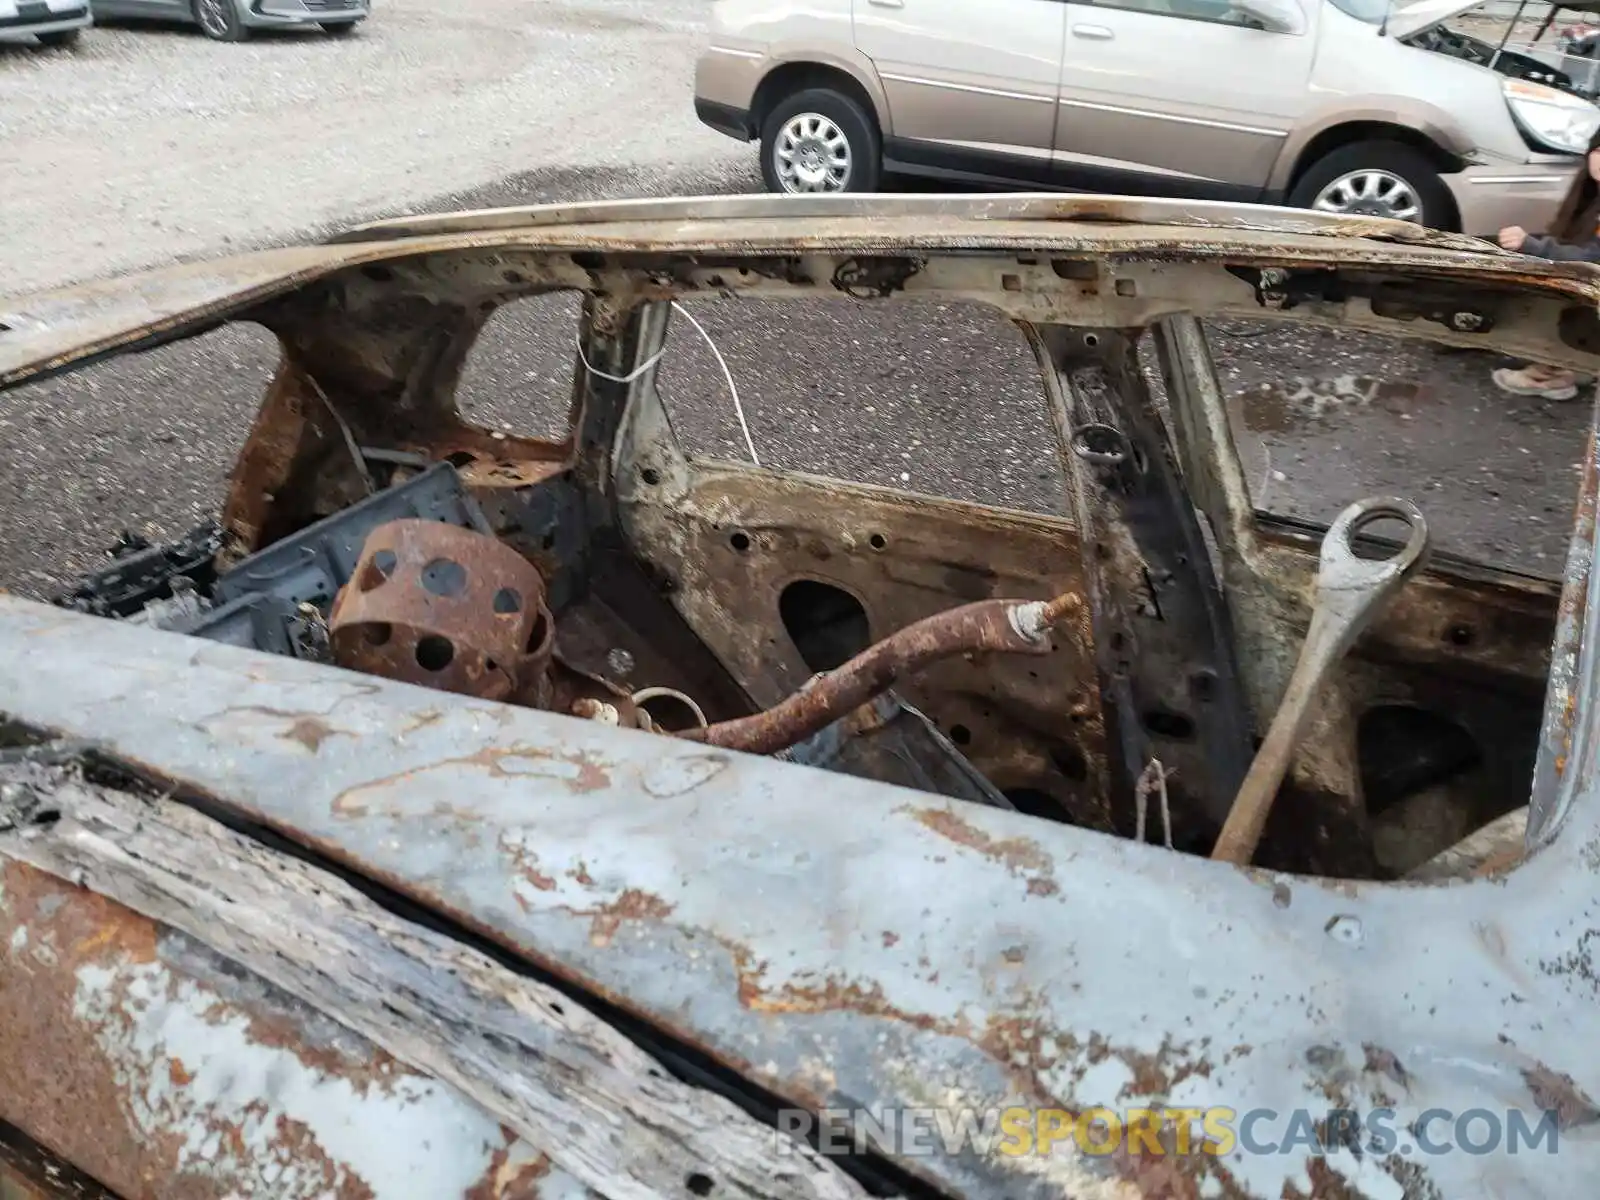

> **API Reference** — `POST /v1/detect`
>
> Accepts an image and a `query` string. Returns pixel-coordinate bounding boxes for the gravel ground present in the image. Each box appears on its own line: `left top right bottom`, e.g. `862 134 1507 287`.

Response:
0 0 1588 598
0 0 743 296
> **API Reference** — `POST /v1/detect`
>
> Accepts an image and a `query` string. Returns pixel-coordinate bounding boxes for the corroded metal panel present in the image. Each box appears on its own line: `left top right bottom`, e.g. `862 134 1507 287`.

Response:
0 859 581 1200
0 596 1595 1197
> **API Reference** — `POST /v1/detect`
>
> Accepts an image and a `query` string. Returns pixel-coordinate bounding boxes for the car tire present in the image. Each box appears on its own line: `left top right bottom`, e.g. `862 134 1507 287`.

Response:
1287 140 1455 230
759 87 882 195
35 28 81 46
321 21 358 36
191 0 248 41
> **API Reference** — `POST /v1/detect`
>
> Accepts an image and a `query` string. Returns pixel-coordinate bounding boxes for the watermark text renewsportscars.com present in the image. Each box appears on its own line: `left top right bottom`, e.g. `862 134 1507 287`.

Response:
773 1106 1565 1159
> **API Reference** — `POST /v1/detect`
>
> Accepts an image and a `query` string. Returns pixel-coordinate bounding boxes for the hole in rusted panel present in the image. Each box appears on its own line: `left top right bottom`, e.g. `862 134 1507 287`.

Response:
1052 744 1089 781
1052 259 1097 281
363 623 392 647
1142 709 1196 741
421 558 468 598
686 1173 715 1196
415 635 455 672
494 588 523 615
729 531 751 553
950 724 973 745
780 579 870 673
358 550 397 592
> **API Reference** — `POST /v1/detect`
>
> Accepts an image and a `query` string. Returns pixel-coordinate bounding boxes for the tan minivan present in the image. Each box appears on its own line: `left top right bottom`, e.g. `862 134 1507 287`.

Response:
694 0 1600 233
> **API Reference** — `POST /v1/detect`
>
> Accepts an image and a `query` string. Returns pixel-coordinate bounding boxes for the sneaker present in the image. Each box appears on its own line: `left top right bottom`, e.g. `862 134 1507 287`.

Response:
1492 366 1581 401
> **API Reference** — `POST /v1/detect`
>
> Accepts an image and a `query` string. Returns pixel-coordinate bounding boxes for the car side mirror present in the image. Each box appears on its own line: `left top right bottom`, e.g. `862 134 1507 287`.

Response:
1230 0 1306 34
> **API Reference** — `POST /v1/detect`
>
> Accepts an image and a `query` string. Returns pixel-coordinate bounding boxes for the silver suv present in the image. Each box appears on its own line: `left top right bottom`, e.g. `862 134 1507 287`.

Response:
0 0 91 47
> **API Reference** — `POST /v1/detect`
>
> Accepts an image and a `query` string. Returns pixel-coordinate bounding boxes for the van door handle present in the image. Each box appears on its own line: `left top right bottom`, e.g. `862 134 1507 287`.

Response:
868 0 905 7
1072 23 1115 38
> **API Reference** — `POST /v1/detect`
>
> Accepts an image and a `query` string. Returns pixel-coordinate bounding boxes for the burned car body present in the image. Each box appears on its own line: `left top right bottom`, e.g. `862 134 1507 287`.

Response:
0 195 1598 1198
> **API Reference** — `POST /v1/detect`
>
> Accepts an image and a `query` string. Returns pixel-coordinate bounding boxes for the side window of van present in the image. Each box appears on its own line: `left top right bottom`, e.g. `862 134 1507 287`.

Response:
1077 0 1258 26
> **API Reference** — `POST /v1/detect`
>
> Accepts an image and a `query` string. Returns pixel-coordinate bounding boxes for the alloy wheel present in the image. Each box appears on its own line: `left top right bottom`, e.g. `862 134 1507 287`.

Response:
195 0 233 39
1311 169 1422 224
773 113 853 194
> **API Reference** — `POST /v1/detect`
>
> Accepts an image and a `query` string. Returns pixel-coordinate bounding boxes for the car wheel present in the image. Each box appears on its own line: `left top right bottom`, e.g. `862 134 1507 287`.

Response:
35 28 81 46
1287 140 1454 230
321 21 358 36
759 87 882 195
192 0 248 41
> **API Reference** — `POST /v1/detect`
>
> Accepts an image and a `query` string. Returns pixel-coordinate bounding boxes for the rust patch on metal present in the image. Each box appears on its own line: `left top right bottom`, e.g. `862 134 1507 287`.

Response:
1362 1044 1409 1089
501 838 559 905
454 458 570 491
0 859 548 1199
1284 1157 1367 1200
333 745 611 816
740 972 951 1033
285 716 343 753
905 806 1058 888
219 364 316 563
1110 1036 1215 1100
1102 1114 1250 1199
565 889 675 949
1524 1064 1600 1129
464 1131 556 1200
330 519 553 703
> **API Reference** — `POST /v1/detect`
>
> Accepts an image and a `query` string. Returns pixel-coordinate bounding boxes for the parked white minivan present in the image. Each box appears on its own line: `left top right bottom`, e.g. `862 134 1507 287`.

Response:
695 0 1600 233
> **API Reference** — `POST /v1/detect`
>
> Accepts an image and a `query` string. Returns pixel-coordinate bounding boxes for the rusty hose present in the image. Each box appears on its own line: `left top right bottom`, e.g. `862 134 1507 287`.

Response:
680 592 1082 756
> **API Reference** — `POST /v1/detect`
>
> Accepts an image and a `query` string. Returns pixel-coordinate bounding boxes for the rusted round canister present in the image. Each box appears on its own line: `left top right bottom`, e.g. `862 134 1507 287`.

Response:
329 519 551 701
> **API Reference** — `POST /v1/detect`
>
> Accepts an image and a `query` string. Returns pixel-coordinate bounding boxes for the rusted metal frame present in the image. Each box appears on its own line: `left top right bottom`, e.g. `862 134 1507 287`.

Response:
567 296 761 721
1022 321 1255 845
325 193 1510 254
1149 316 1257 570
0 848 584 1200
6 598 1599 1199
0 769 874 1200
570 295 673 523
8 227 1600 394
1528 420 1600 844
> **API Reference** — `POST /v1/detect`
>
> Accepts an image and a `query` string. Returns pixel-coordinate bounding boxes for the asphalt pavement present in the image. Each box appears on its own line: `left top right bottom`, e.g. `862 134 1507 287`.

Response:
0 0 1588 598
